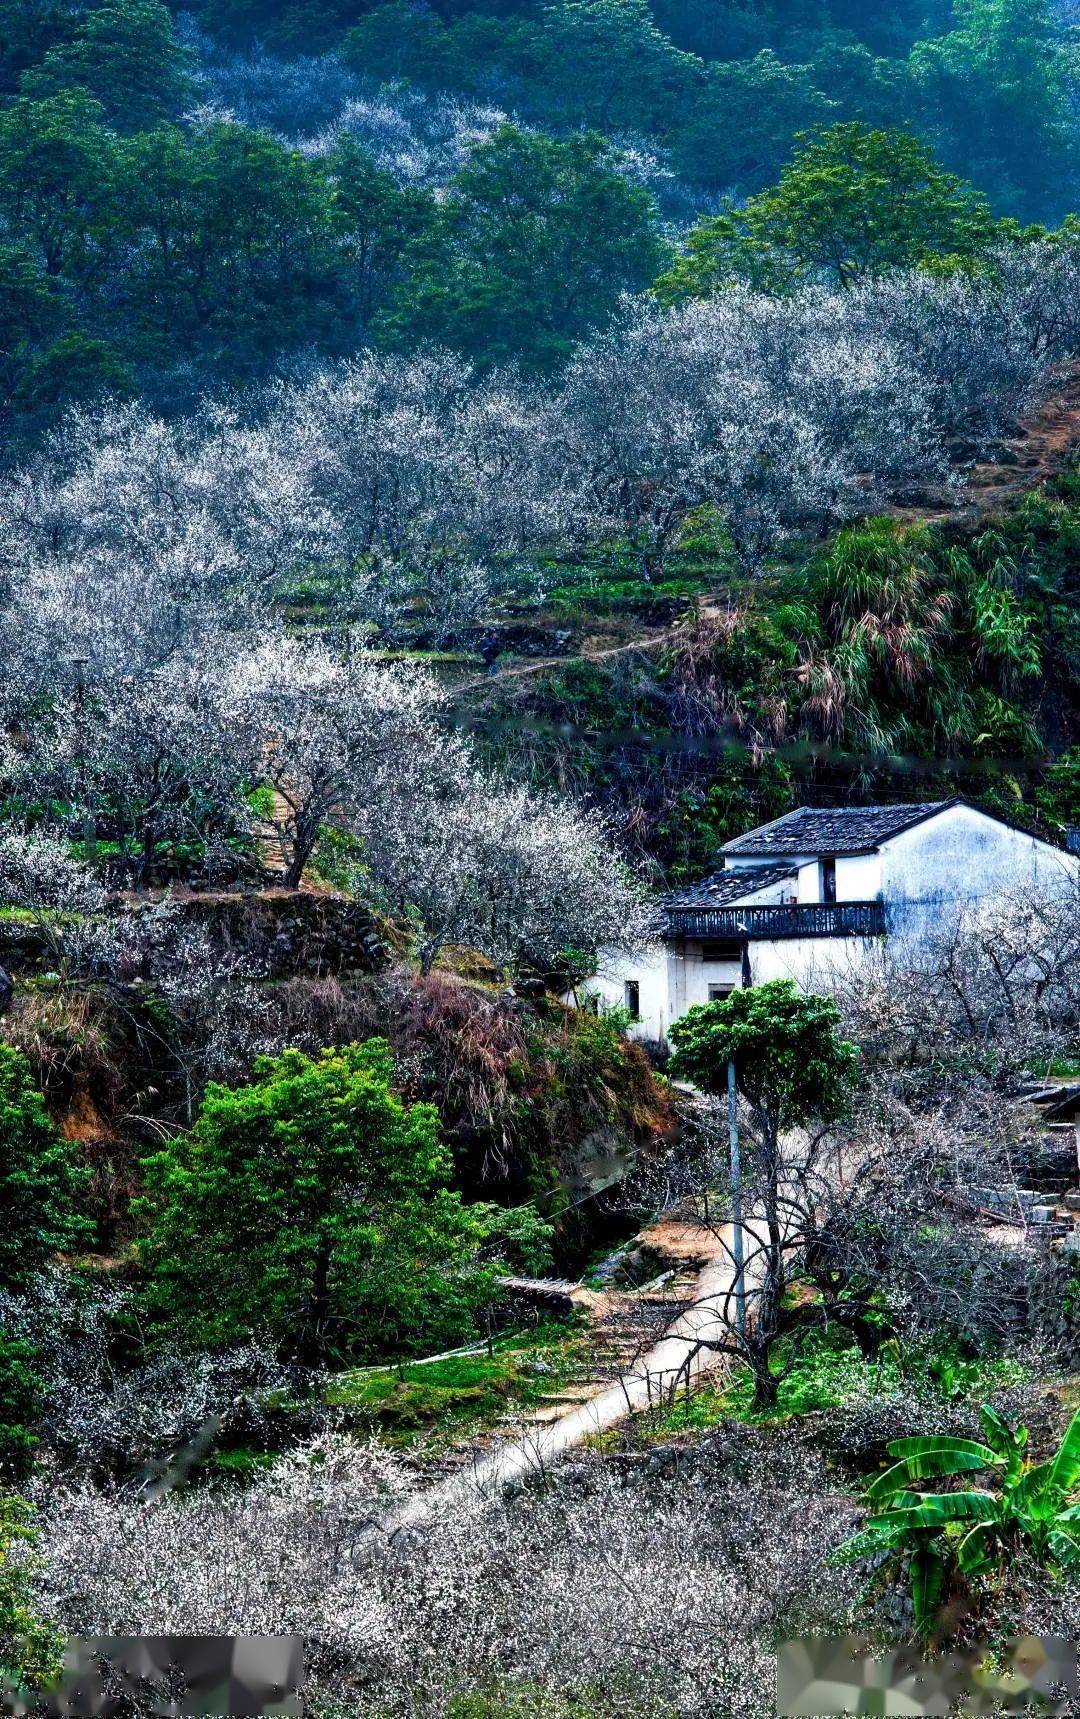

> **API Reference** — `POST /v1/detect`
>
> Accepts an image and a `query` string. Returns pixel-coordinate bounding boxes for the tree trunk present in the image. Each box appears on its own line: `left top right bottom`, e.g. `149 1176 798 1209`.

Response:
300 1242 332 1365
749 1351 779 1411
283 849 307 890
0 963 12 1017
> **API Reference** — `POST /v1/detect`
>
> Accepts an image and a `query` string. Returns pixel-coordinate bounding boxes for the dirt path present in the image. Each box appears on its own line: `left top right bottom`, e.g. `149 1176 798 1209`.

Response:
385 1217 757 1525
458 624 683 693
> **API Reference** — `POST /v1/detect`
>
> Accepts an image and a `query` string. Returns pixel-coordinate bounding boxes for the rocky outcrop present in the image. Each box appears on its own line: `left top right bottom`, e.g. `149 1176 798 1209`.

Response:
162 889 390 979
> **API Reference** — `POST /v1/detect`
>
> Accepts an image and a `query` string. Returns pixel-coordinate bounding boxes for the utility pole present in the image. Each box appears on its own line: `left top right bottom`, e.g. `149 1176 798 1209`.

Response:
727 1055 747 1341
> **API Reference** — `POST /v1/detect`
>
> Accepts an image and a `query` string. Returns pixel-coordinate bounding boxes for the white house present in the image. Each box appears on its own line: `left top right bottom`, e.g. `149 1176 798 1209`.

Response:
588 799 1078 1045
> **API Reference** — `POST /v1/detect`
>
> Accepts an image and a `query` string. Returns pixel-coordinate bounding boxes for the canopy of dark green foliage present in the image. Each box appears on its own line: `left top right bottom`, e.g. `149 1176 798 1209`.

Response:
20 0 191 131
0 1333 40 1480
316 0 1074 222
137 1039 549 1361
669 978 859 1131
0 0 1077 431
0 91 444 429
0 1044 89 1289
377 125 665 371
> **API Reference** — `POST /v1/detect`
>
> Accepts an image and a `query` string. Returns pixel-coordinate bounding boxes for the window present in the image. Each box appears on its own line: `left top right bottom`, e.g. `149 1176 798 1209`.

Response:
708 984 734 1003
623 980 641 1021
821 856 837 903
701 940 741 961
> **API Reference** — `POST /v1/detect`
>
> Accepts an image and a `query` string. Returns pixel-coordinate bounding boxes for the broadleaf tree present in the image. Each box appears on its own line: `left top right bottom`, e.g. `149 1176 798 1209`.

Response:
668 980 860 1406
137 1039 549 1362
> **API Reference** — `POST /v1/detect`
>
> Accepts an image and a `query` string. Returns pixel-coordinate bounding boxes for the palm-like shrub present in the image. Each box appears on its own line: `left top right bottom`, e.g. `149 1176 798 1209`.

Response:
837 1403 1080 1637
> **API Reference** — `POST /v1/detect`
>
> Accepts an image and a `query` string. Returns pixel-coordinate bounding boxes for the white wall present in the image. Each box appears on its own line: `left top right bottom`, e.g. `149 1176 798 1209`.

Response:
744 934 880 990
880 805 1077 944
836 851 881 900
796 859 821 903
670 942 743 1018
584 943 671 1043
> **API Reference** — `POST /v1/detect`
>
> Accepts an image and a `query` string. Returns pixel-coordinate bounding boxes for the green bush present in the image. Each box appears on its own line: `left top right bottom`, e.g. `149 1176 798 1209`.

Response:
0 1045 89 1289
137 1040 550 1362
0 1494 62 1700
0 1337 41 1481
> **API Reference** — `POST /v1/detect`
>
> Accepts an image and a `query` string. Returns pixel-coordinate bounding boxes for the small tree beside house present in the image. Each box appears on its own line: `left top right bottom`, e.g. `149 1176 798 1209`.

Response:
668 979 860 1408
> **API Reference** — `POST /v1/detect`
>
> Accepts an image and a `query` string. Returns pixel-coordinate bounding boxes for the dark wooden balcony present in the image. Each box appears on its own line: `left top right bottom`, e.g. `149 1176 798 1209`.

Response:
665 900 887 942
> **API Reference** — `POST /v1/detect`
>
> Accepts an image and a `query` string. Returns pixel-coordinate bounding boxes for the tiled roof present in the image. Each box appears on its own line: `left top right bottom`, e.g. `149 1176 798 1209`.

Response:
721 801 952 857
664 861 797 911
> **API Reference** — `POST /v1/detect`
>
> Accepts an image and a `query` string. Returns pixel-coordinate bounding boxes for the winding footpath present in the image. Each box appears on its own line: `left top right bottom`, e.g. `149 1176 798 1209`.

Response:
389 1219 763 1527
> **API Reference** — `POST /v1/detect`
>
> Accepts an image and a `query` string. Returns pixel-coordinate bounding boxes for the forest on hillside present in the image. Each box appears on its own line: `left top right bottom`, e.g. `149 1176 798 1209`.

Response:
1 2 1080 1716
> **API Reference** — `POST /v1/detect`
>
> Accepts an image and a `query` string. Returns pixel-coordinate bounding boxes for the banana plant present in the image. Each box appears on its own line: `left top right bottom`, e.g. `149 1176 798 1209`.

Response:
835 1404 1080 1638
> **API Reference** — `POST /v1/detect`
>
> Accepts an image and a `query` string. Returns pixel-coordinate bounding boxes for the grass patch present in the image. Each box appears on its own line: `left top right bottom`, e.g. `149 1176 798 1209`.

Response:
210 1446 278 1479
323 1319 590 1447
639 1330 1032 1438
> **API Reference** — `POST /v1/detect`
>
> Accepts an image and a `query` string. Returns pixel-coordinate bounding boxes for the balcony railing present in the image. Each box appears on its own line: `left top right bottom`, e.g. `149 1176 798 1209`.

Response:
665 900 887 942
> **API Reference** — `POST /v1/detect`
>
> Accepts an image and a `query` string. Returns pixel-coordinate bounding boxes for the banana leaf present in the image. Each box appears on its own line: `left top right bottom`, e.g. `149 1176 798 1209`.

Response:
1015 1459 1053 1506
886 1435 998 1464
870 1491 998 1532
956 1521 998 1578
831 1526 894 1564
911 1543 947 1639
1047 1410 1080 1496
867 1445 1000 1502
1048 1527 1080 1570
979 1403 1026 1459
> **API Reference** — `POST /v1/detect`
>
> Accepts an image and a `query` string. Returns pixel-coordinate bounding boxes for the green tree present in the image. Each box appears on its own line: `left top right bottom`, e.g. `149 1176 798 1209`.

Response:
0 1045 89 1291
910 0 1071 215
22 0 192 132
0 0 73 95
743 123 1006 289
536 0 701 134
382 125 665 371
1036 748 1080 840
0 93 125 284
138 1040 548 1362
0 241 61 416
807 40 911 130
669 981 859 1406
324 135 435 328
340 0 449 83
0 1335 40 1481
670 979 859 1147
13 330 133 423
673 51 834 193
123 122 342 364
658 124 1003 299
0 1495 62 1699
